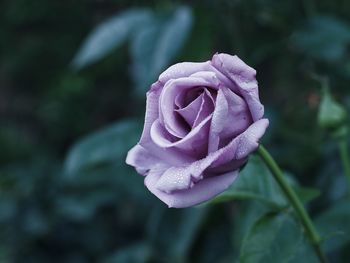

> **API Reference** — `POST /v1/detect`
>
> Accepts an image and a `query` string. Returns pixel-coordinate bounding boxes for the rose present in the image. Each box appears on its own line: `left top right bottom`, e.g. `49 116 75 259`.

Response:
126 53 269 208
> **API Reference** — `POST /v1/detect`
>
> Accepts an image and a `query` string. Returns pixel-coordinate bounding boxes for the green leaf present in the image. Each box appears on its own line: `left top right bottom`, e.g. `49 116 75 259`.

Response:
315 199 350 253
294 186 321 204
71 9 153 70
240 211 318 263
232 201 273 255
209 156 288 207
318 87 347 131
64 119 142 175
291 16 350 62
131 6 193 95
209 156 320 208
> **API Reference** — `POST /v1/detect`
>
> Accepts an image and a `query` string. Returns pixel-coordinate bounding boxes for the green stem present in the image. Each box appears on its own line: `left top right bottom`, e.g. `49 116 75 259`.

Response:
257 145 327 263
338 139 350 191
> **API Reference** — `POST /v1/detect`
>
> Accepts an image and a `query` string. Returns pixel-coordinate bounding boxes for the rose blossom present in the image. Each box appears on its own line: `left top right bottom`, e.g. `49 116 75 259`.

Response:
126 53 269 208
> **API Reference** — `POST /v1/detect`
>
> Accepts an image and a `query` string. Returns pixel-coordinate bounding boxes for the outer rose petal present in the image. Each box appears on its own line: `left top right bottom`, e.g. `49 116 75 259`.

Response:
212 53 256 81
219 88 252 139
159 61 213 83
211 118 269 167
126 145 166 175
145 168 239 208
211 53 264 121
139 82 162 146
159 61 234 91
152 119 269 195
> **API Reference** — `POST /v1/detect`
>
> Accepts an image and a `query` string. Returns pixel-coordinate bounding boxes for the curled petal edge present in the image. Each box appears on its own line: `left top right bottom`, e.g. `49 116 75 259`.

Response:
147 119 269 203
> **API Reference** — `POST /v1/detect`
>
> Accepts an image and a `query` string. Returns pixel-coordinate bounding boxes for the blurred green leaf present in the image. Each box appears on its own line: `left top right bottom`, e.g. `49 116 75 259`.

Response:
240 211 318 263
64 119 142 175
210 156 319 208
103 242 151 263
150 207 207 263
71 9 153 70
180 8 213 62
291 16 350 62
315 199 350 252
131 6 193 95
232 201 272 257
57 164 151 222
318 86 347 131
210 156 287 207
294 186 320 204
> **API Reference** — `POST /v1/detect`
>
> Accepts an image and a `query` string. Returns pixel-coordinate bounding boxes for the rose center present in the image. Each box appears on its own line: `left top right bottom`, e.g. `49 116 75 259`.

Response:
174 87 216 131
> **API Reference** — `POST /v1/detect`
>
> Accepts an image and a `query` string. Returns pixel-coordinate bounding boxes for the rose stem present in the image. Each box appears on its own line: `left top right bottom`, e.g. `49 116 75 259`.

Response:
338 139 350 192
257 145 327 263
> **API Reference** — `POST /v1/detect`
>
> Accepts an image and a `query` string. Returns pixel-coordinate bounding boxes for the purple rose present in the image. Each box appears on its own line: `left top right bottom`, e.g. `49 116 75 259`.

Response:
126 53 269 208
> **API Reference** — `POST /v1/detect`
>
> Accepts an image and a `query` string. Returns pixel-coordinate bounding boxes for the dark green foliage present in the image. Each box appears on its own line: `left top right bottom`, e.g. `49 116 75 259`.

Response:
240 211 318 263
208 156 321 208
1 0 350 262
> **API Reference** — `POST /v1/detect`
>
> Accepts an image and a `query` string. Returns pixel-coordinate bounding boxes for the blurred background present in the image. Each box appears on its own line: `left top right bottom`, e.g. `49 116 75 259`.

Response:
1 0 350 262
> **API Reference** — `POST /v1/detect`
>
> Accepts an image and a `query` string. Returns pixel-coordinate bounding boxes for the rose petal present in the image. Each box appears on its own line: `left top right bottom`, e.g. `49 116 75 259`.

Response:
137 83 194 166
174 86 202 109
159 61 233 92
150 118 268 194
208 89 228 153
150 120 178 145
139 82 162 146
212 53 256 81
211 118 269 167
159 76 219 138
175 93 204 127
155 166 195 193
150 115 211 157
126 145 167 175
189 71 222 87
211 53 264 121
159 61 212 83
190 69 240 94
145 168 239 208
219 87 252 140
193 89 215 127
